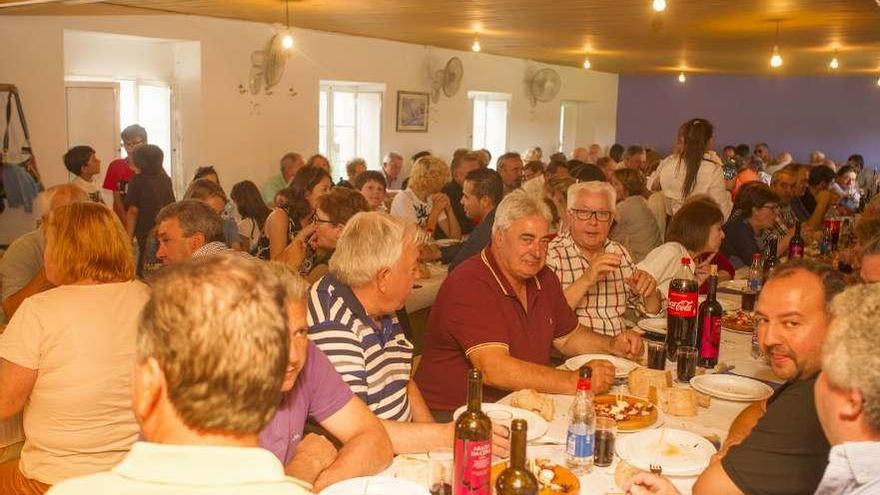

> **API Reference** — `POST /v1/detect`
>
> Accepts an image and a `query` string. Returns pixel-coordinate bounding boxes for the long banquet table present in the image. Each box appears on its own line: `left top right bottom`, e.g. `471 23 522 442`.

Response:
386 291 776 495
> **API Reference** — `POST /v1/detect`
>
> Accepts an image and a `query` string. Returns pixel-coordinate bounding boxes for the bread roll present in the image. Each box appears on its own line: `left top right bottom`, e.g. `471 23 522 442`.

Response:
627 368 673 399
508 389 555 421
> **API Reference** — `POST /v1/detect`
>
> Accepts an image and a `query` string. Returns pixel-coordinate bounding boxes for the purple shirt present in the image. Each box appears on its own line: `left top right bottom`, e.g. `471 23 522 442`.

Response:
259 340 353 465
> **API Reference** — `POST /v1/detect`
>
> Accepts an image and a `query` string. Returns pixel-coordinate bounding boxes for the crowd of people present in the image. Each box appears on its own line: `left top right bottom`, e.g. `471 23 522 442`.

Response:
0 117 878 495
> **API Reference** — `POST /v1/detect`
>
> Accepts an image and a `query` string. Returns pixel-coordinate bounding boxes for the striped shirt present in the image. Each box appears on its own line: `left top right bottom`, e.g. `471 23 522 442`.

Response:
546 235 658 336
307 273 413 421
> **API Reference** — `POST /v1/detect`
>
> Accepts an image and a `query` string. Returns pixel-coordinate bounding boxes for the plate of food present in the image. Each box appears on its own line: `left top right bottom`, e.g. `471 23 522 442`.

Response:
721 309 760 334
491 458 580 494
452 403 548 441
319 476 429 495
564 354 641 378
637 318 667 336
593 394 659 431
690 374 774 402
615 428 717 476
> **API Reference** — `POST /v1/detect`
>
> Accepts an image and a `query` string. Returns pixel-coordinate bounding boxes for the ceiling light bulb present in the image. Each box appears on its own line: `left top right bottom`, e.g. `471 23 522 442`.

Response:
829 57 839 70
678 72 686 83
583 58 591 69
652 0 667 12
471 39 481 52
877 76 880 87
770 46 783 68
281 33 294 49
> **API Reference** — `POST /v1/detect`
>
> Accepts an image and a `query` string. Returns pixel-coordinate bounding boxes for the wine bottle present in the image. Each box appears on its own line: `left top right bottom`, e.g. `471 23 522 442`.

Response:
494 419 538 495
453 369 492 495
788 221 804 259
696 265 723 368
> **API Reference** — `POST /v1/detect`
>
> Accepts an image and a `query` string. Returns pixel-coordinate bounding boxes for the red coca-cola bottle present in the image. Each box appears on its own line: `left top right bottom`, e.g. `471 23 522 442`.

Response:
666 257 699 361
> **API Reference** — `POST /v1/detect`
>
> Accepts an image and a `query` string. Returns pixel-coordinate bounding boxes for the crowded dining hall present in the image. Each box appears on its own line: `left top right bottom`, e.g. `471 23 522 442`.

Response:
1 0 880 494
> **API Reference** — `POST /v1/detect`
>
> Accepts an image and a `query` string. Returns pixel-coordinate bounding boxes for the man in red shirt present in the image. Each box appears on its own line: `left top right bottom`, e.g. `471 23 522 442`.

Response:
103 124 147 223
415 190 644 417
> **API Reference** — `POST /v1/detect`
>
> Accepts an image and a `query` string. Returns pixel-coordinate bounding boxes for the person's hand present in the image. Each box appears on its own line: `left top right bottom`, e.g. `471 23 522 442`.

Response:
491 422 511 458
581 359 615 393
279 223 315 267
625 269 657 299
610 329 644 359
694 252 717 286
624 473 682 495
290 433 339 487
430 193 451 212
582 253 622 287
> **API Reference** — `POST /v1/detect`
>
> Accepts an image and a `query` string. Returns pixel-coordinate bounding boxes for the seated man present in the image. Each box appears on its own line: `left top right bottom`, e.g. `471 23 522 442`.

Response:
546 181 662 336
154 200 255 266
49 256 310 494
415 190 643 417
259 263 392 492
692 259 844 495
496 152 524 196
308 212 508 454
448 168 504 271
441 151 481 235
860 235 880 283
263 152 303 206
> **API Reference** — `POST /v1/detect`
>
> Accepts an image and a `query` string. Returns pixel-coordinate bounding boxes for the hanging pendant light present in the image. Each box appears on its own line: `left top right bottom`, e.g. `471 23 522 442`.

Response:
281 1 294 49
769 22 783 68
471 33 481 52
652 0 667 12
678 72 686 83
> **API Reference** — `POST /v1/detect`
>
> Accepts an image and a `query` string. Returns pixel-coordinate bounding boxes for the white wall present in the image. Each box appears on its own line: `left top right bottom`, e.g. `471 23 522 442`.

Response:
64 30 176 82
0 14 618 240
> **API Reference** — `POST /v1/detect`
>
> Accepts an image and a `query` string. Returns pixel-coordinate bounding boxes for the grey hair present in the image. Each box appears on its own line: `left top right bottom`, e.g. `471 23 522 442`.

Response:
155 200 225 244
383 152 403 164
137 256 289 434
822 284 880 433
264 261 310 303
492 189 553 235
329 212 416 287
567 181 617 212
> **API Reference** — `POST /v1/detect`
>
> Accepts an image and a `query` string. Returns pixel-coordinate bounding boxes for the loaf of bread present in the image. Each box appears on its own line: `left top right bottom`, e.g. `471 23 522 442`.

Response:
508 389 555 421
658 387 699 416
627 368 673 399
614 460 647 489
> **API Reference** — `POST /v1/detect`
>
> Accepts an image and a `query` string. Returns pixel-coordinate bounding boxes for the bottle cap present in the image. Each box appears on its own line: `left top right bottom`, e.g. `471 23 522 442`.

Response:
680 257 691 266
752 253 762 260
577 378 591 391
510 418 528 434
579 366 592 379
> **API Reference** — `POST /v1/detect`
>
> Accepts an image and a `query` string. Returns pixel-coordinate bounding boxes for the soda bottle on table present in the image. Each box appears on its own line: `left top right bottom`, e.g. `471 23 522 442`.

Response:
453 369 492 495
666 257 699 361
696 265 723 369
788 221 805 259
495 419 538 495
565 368 595 475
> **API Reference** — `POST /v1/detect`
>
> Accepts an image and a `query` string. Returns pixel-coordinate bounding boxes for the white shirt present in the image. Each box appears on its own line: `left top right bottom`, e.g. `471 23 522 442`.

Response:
655 153 732 219
815 442 880 495
71 176 105 205
637 242 693 295
47 442 311 495
389 189 446 229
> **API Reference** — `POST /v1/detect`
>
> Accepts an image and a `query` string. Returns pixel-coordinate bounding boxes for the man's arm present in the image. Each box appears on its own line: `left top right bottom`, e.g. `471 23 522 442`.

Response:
553 325 643 360
111 191 127 224
381 418 453 455
1 269 52 321
468 345 579 395
692 461 745 495
0 359 37 419
407 380 435 423
125 205 139 239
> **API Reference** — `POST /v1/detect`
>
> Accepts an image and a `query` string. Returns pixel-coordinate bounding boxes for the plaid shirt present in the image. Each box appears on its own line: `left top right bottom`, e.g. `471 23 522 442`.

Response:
546 234 657 336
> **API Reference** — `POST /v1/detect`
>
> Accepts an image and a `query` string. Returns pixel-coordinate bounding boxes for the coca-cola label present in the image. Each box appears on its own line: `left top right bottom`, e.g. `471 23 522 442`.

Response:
668 290 698 317
453 438 491 494
700 315 721 359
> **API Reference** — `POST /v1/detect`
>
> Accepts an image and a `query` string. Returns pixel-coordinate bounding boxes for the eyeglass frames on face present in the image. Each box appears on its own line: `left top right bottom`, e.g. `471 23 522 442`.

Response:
569 208 613 222
311 212 337 225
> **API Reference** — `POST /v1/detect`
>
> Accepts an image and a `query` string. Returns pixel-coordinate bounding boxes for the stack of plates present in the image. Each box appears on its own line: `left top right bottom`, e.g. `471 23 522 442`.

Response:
690 374 774 402
564 354 641 378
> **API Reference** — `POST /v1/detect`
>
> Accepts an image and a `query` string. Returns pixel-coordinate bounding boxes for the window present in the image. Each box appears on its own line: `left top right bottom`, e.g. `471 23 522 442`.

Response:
319 81 384 180
469 91 510 168
120 80 173 175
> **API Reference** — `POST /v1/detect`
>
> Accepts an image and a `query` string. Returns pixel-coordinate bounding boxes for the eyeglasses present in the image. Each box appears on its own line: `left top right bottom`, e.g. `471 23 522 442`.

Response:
123 139 145 148
311 213 337 225
569 208 613 222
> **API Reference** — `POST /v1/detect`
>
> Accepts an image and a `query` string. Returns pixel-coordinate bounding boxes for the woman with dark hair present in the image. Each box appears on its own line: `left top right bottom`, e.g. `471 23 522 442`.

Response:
191 165 219 184
256 165 332 260
637 197 727 294
230 180 271 253
609 168 662 262
721 181 786 267
655 118 732 218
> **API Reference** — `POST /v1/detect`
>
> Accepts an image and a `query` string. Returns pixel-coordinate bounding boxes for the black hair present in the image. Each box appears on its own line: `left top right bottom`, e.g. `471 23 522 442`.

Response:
63 145 95 176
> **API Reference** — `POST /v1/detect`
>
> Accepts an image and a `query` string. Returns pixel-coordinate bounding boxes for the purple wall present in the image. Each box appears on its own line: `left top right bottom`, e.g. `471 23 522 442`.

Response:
616 75 880 169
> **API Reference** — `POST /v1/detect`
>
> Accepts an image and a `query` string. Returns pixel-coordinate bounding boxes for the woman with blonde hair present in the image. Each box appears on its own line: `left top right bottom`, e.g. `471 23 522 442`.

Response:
390 155 461 239
0 203 149 494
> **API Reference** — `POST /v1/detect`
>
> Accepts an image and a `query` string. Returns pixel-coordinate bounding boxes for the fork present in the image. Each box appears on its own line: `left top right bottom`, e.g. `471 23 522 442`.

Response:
650 464 663 475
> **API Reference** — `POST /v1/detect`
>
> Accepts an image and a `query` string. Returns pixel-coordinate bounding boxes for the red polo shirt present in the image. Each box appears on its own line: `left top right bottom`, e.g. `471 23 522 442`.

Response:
414 246 579 411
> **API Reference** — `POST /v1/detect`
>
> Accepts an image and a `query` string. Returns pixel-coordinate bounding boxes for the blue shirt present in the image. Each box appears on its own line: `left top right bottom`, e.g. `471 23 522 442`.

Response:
815 442 880 495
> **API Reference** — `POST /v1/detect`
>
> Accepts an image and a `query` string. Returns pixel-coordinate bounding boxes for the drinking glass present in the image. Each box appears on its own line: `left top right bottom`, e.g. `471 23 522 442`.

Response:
428 448 453 495
676 346 698 383
646 340 667 370
594 417 617 467
486 409 513 431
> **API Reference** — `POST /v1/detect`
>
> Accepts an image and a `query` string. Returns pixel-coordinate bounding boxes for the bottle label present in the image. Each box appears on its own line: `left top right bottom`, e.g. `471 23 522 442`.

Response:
700 315 721 359
453 438 491 495
566 424 594 459
789 245 804 258
668 290 698 317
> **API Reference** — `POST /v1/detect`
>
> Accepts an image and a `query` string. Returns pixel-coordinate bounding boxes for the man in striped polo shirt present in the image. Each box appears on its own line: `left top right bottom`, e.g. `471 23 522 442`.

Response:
308 212 508 455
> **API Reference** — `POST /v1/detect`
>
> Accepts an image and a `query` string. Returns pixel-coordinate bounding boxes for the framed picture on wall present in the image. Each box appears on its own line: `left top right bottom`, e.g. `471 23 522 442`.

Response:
396 91 429 132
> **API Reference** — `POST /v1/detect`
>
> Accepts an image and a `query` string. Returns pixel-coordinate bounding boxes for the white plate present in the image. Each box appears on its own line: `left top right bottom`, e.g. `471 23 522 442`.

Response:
452 403 548 441
564 353 641 378
616 428 717 476
690 374 774 402
719 279 748 291
726 359 784 385
319 476 429 495
637 318 667 335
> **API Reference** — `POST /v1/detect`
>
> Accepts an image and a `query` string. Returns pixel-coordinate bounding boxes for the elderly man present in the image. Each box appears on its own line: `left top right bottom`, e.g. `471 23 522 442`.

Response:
308 212 509 454
587 144 604 164
546 182 662 336
622 145 647 172
154 200 253 265
415 190 643 418
449 168 504 271
859 235 880 283
260 264 391 491
382 152 405 190
263 152 304 205
572 147 590 163
48 256 310 494
442 151 481 235
0 185 87 323
496 152 524 196
693 259 844 495
759 167 808 248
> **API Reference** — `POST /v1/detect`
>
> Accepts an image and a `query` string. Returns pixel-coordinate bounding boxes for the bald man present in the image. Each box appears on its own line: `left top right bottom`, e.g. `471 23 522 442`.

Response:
572 147 589 163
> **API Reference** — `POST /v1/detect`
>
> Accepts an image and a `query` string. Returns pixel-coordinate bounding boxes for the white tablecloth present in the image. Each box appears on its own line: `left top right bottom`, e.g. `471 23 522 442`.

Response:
405 264 448 313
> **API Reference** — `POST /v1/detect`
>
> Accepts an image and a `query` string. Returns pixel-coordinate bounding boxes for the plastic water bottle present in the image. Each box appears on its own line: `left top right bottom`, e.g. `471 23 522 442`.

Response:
747 253 763 293
565 369 595 474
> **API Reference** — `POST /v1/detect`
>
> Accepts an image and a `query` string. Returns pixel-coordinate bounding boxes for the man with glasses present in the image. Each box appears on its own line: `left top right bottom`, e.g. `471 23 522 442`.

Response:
415 190 644 420
546 181 662 337
103 124 147 223
153 200 255 265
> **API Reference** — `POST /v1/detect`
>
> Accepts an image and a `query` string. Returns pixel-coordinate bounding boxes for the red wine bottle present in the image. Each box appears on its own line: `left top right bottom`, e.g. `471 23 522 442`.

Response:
696 265 723 368
453 369 492 495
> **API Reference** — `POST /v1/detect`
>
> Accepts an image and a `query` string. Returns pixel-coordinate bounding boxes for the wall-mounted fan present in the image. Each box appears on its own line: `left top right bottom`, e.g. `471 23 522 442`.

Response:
246 32 289 95
526 67 562 107
430 57 464 103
